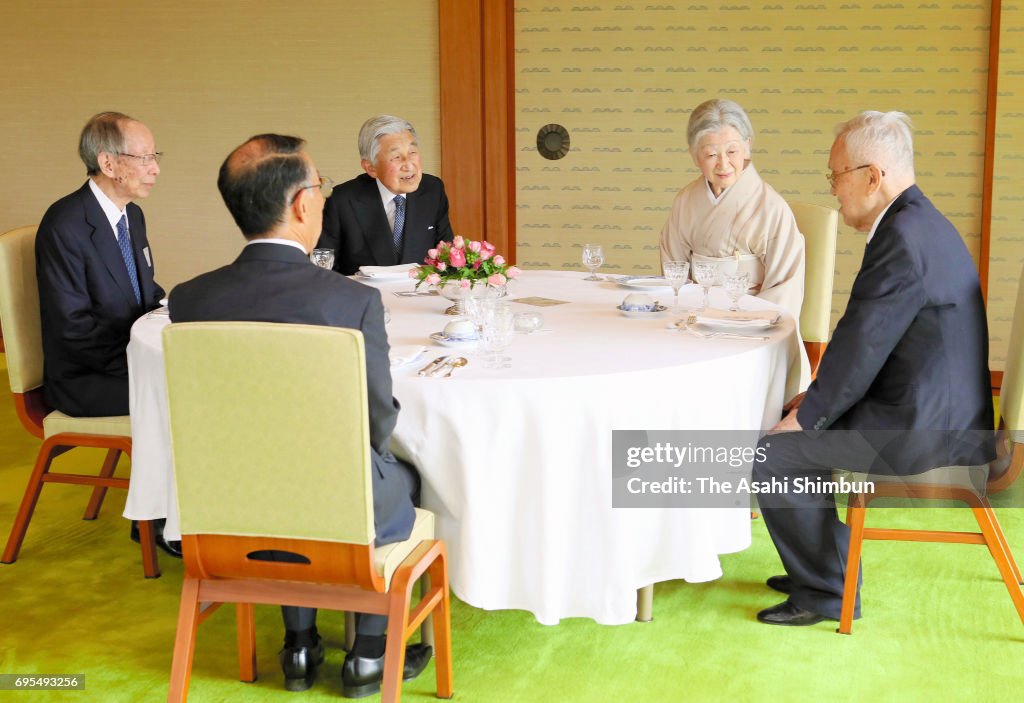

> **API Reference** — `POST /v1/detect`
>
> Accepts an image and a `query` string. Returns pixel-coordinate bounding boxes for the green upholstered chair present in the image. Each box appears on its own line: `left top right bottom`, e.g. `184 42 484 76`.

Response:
0 225 160 578
837 263 1024 634
789 201 839 377
163 322 452 703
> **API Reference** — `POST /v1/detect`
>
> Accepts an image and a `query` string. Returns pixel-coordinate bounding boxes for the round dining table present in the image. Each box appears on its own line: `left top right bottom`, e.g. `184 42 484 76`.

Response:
125 269 801 625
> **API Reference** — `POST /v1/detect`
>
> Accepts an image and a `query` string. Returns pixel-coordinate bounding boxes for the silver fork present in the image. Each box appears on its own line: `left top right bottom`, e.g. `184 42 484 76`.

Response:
678 315 768 341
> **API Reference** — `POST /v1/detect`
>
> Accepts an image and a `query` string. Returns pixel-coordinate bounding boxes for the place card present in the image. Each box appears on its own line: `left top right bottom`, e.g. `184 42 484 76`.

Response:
511 296 570 307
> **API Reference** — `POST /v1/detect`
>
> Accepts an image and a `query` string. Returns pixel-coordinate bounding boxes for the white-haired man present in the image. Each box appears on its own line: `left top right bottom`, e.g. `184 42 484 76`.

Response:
751 111 994 626
317 114 455 275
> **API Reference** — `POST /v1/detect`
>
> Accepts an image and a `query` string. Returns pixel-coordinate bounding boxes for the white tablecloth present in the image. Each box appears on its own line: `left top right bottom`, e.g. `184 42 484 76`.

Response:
125 270 800 624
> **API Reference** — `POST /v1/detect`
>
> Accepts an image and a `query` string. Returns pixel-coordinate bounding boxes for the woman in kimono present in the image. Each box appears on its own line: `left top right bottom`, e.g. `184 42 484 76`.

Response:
660 99 805 320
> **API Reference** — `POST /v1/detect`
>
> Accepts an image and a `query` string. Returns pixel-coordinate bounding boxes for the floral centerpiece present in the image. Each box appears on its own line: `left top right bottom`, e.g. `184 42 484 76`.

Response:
410 236 521 315
410 235 521 290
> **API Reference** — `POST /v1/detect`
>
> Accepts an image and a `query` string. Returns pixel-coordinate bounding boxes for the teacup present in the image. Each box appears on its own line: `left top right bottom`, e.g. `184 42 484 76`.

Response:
621 293 657 312
443 318 477 341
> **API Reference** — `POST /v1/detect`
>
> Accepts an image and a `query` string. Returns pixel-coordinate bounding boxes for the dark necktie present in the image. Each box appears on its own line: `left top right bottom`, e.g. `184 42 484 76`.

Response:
116 215 141 305
392 195 406 258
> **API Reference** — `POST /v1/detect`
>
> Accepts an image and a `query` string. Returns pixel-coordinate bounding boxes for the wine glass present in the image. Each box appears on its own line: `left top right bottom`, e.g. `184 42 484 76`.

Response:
582 243 604 281
724 273 749 312
691 262 721 312
309 248 335 270
479 303 515 369
662 260 690 312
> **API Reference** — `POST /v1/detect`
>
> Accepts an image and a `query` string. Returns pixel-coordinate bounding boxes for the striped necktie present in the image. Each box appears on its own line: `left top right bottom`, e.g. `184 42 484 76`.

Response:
116 215 141 305
392 195 406 258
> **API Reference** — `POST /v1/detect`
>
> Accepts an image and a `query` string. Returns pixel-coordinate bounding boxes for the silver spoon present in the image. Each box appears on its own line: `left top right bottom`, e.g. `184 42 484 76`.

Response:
443 357 468 377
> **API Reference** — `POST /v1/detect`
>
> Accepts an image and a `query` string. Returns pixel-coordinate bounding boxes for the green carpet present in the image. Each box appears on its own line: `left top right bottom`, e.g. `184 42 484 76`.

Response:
1 352 1022 702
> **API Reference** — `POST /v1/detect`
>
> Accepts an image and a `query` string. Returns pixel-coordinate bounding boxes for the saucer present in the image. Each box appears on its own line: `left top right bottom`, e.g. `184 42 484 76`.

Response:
617 304 668 318
430 332 478 348
617 276 673 290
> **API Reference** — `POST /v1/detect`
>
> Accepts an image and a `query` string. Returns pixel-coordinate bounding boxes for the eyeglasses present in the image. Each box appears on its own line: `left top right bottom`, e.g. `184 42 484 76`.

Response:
117 152 163 165
290 176 335 204
825 164 873 188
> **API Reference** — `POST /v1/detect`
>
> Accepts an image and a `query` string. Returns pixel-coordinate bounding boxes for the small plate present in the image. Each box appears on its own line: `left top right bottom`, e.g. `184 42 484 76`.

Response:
695 310 781 330
617 304 668 318
430 332 478 348
617 276 673 290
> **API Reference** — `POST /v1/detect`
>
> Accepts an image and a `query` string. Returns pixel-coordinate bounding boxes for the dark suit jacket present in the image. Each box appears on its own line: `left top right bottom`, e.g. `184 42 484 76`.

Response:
168 242 415 545
797 185 994 472
317 172 455 275
36 182 164 417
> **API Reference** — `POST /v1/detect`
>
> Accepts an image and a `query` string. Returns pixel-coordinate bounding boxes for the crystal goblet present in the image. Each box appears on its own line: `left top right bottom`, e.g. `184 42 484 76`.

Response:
582 243 605 281
724 273 749 312
662 260 690 312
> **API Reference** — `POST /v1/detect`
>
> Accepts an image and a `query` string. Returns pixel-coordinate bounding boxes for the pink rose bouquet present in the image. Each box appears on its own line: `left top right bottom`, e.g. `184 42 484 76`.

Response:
411 236 521 289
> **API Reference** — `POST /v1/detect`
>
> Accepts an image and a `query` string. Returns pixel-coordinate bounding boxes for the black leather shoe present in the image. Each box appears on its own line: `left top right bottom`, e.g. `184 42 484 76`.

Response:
766 574 792 594
757 600 828 626
342 643 432 699
280 639 325 692
130 520 183 559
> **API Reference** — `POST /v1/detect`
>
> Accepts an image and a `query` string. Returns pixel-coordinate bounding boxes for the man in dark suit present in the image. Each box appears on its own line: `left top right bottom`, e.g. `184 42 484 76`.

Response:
36 111 165 418
751 111 994 626
317 114 454 275
169 134 431 696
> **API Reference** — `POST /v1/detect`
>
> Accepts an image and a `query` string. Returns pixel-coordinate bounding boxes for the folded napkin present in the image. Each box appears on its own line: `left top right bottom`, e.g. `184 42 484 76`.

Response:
358 263 419 279
389 345 428 368
696 308 781 328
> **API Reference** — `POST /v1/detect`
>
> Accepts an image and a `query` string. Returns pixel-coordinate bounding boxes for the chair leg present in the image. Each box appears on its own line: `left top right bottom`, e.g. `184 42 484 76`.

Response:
428 551 454 700
419 573 434 647
83 449 122 520
138 520 162 579
1 443 58 564
236 603 257 682
981 498 1022 585
972 506 1024 626
382 591 412 703
837 501 866 635
167 578 202 703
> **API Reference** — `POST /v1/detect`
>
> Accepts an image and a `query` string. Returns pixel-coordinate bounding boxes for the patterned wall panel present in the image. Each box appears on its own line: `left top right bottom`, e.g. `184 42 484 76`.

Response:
990 3 1024 368
515 1 990 334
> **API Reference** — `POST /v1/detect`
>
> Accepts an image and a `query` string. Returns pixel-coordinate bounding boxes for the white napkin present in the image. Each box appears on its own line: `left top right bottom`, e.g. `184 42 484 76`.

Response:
358 263 419 279
695 308 781 329
389 345 428 368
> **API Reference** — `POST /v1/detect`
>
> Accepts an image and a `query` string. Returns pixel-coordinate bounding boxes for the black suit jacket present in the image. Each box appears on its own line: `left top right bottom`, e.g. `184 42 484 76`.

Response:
36 182 164 417
168 242 415 544
317 172 455 275
797 185 994 472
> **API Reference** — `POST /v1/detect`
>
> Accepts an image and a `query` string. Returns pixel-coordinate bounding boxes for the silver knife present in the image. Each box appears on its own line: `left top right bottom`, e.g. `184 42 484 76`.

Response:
417 355 449 376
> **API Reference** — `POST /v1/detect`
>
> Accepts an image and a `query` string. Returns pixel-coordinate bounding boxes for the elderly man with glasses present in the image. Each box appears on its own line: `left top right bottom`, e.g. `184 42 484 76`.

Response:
36 111 166 418
750 111 994 627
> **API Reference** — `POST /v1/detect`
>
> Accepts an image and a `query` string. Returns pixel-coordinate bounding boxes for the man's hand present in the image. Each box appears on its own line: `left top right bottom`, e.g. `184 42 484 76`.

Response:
770 408 803 434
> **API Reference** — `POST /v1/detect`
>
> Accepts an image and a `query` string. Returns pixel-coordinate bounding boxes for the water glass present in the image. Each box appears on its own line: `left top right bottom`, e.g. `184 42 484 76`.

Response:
479 303 514 369
582 243 605 281
692 262 722 312
310 248 335 270
724 273 749 312
662 260 690 312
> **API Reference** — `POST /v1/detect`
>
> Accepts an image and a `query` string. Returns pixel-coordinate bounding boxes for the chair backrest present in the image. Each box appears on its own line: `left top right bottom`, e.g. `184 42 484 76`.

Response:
163 322 375 545
1000 262 1024 444
0 226 43 394
789 202 838 343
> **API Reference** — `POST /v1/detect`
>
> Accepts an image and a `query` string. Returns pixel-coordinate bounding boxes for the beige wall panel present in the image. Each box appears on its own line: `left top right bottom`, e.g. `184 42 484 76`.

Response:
990 3 1024 369
515 2 988 332
0 1 440 288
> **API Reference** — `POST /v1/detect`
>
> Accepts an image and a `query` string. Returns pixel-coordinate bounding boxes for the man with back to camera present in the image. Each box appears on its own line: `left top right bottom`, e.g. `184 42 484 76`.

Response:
751 111 994 626
168 133 432 696
317 114 454 275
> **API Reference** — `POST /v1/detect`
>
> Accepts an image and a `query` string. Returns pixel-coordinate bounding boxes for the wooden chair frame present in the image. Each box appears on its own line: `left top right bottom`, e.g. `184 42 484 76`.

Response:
838 434 1024 634
167 534 453 703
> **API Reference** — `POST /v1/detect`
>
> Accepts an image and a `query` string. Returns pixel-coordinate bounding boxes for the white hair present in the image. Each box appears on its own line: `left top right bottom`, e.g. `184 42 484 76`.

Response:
834 111 915 178
687 99 754 152
357 115 417 163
